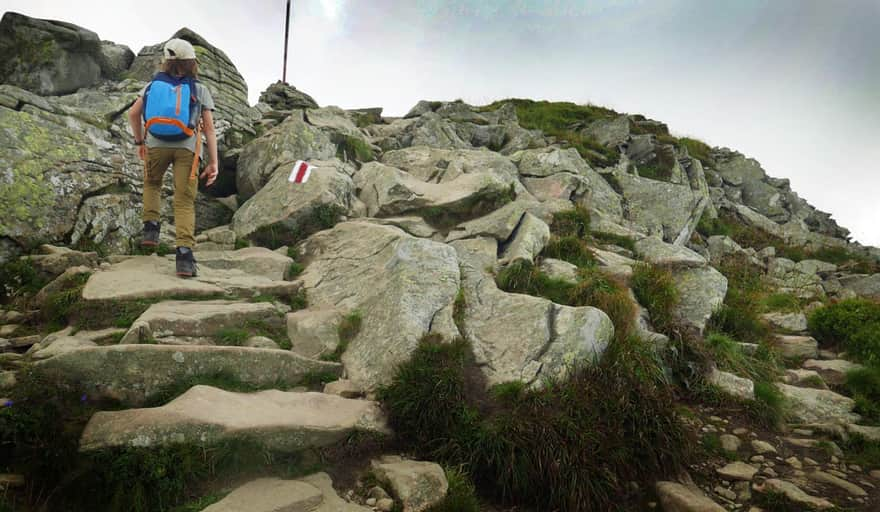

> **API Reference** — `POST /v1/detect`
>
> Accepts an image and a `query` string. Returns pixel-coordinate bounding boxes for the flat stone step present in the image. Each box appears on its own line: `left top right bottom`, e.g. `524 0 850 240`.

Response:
163 247 293 281
802 359 864 386
119 300 283 344
36 344 341 406
79 385 389 452
204 473 371 512
777 383 861 425
772 335 819 359
82 256 299 302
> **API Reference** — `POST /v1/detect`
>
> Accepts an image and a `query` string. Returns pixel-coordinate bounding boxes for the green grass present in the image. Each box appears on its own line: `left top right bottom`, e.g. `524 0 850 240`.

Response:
590 231 636 252
630 263 679 336
424 467 480 512
808 299 880 365
748 381 788 429
234 239 249 250
379 335 691 511
0 257 48 302
496 260 636 341
705 332 783 383
540 236 597 268
846 366 880 424
679 137 712 163
839 434 880 470
321 311 363 362
706 254 770 344
215 328 248 346
760 293 803 313
335 135 376 163
549 206 590 238
479 99 620 167
132 242 173 257
289 289 308 312
700 433 738 461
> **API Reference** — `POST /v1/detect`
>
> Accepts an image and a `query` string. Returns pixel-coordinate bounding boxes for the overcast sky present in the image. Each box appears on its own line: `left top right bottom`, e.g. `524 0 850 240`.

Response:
5 0 879 246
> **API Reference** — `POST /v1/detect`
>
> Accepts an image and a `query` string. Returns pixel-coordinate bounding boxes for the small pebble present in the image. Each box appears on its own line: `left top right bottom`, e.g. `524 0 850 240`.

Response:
366 498 377 507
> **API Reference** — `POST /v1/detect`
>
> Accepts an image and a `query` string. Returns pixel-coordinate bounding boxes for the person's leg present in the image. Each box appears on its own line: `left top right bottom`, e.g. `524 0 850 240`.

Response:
170 148 199 277
142 147 174 245
170 148 198 248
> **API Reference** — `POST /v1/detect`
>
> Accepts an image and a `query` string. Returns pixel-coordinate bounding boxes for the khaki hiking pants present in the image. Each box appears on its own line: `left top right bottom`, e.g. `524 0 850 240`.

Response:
142 147 199 248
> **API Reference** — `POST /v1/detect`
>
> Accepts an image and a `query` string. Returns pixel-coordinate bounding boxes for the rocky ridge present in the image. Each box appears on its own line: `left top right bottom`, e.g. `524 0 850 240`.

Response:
1 11 880 512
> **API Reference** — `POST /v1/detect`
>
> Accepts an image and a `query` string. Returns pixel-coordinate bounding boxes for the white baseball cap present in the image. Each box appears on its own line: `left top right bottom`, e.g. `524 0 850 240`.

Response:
163 38 197 60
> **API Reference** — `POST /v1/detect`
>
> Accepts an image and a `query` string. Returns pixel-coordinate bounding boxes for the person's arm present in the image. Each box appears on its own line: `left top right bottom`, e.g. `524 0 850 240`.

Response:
128 96 147 160
199 109 219 186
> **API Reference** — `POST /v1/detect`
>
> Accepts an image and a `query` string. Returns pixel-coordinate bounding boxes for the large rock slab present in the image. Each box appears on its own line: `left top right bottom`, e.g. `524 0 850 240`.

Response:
235 111 337 200
672 266 727 332
753 479 834 510
354 161 517 219
510 147 623 219
802 359 864 386
707 368 754 400
655 481 725 512
452 238 613 386
772 335 819 359
499 213 550 263
839 274 880 300
610 172 708 244
82 256 299 301
233 158 355 244
444 199 567 243
777 383 860 425
36 345 341 406
761 312 808 332
259 81 319 110
286 308 343 360
180 247 294 281
80 385 388 451
634 237 707 268
371 456 448 512
297 222 460 390
120 300 282 344
205 473 372 512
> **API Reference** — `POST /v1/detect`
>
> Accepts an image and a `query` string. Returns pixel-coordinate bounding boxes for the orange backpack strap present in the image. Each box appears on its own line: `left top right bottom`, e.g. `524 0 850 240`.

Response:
189 122 202 180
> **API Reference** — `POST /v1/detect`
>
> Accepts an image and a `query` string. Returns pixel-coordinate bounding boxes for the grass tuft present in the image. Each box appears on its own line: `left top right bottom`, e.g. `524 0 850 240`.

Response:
549 206 590 238
541 236 596 268
808 299 880 365
706 254 770 344
249 204 345 250
424 467 480 512
631 263 679 336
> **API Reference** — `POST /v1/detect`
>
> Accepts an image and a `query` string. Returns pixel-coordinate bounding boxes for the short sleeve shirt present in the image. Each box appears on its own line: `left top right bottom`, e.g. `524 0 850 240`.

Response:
138 81 215 157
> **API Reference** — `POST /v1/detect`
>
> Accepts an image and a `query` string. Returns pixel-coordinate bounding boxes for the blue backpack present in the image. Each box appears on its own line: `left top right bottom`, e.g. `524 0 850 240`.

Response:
143 72 201 141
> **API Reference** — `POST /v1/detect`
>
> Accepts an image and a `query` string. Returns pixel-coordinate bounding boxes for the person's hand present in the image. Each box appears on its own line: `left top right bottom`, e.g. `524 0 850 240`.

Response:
200 162 219 187
138 144 147 161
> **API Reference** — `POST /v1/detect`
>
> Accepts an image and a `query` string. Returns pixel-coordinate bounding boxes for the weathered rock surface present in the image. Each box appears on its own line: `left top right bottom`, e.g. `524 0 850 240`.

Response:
753 478 834 509
716 462 758 481
202 472 374 512
802 359 863 386
36 345 341 405
655 481 725 512
808 470 867 497
80 385 388 451
777 383 860 425
180 247 294 281
259 81 319 110
839 274 880 300
634 237 707 268
233 157 355 243
82 256 299 301
297 222 460 390
286 308 343 360
671 266 728 332
452 238 613 386
761 312 808 332
772 335 819 359
499 212 550 263
382 146 518 184
371 456 448 512
707 368 755 400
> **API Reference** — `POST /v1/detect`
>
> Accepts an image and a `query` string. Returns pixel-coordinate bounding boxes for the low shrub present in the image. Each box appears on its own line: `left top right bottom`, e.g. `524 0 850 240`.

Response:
425 467 481 512
630 263 679 336
808 298 880 364
379 335 691 511
846 366 880 425
0 258 47 302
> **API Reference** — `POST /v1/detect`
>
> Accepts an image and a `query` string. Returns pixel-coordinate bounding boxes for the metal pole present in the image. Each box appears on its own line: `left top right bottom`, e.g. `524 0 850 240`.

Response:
283 0 291 83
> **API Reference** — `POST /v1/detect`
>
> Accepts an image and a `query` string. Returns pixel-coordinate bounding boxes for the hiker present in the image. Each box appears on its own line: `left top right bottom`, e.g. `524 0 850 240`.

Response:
127 38 219 277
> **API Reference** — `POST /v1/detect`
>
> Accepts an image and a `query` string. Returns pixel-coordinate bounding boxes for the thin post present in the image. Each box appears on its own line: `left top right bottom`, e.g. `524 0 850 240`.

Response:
283 0 291 83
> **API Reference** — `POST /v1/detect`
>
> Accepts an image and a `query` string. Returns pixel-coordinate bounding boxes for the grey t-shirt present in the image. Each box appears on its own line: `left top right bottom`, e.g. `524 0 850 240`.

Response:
139 81 215 158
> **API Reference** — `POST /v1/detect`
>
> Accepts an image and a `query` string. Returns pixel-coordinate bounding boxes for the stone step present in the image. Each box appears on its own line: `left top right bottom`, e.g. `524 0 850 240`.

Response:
79 385 389 452
777 383 861 425
82 256 299 302
35 344 341 406
772 335 819 359
162 246 293 281
802 359 864 386
204 473 371 512
119 300 284 344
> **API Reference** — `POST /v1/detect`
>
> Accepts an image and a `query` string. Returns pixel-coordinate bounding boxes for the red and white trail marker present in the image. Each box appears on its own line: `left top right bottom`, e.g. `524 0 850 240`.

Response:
288 160 314 184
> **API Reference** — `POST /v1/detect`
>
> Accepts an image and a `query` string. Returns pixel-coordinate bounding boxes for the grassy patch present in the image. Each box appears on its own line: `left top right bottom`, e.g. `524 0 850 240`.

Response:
549 206 590 238
496 260 635 341
808 299 880 365
335 135 376 163
749 381 788 428
700 433 737 461
590 231 636 252
679 137 712 163
541 236 596 268
760 293 803 313
705 332 783 383
215 328 248 346
706 254 770 344
424 467 480 512
479 99 620 167
846 366 880 424
289 289 308 312
321 311 363 362
379 335 690 511
248 204 345 250
839 434 880 470
631 263 679 336
234 239 249 250
286 246 305 279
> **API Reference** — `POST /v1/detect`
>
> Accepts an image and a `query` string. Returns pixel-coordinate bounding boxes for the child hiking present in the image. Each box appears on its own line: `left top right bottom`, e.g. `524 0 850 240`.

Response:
127 38 219 277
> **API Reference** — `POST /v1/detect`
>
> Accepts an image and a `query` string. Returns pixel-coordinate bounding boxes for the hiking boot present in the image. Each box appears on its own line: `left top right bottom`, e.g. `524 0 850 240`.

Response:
141 221 160 247
175 246 198 278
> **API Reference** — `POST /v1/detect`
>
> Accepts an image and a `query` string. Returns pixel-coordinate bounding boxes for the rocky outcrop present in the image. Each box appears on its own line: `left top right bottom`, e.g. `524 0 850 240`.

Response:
0 12 133 95
259 81 319 110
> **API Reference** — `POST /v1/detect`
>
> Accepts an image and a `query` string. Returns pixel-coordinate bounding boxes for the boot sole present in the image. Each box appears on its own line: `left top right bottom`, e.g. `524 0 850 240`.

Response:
141 240 159 247
176 272 196 278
